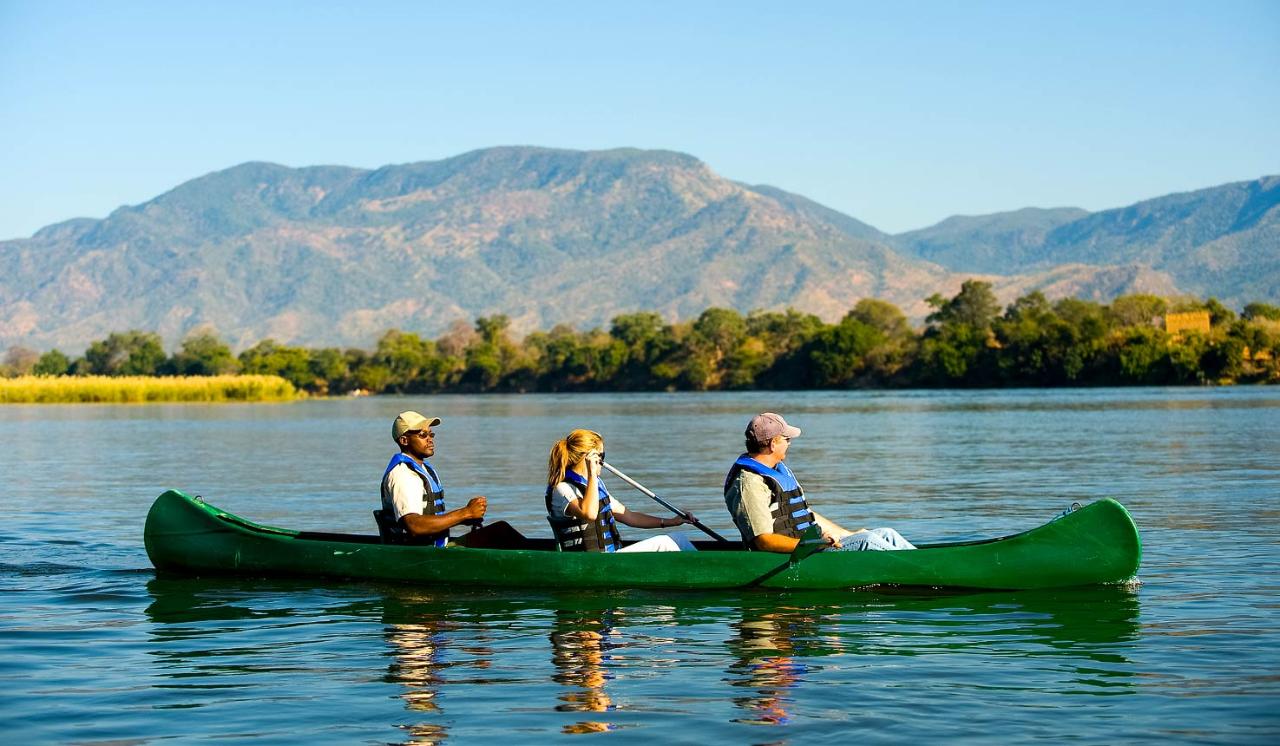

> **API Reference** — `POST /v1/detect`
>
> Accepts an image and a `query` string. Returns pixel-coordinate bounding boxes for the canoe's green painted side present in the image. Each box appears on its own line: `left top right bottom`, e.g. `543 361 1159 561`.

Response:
143 490 1142 590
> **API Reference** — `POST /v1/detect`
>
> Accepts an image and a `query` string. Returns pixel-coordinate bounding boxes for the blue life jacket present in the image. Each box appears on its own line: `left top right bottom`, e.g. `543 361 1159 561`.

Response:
545 470 623 552
724 455 815 542
381 453 448 547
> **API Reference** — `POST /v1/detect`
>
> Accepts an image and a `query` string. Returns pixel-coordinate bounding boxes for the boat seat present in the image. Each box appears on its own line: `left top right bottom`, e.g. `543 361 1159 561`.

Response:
373 509 409 545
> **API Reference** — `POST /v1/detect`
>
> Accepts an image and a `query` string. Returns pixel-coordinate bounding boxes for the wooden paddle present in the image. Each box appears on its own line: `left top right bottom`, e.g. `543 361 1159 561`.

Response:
742 524 827 587
601 461 730 543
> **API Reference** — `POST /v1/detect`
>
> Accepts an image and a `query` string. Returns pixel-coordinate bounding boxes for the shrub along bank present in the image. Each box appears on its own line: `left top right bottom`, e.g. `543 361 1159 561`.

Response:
4 284 1278 396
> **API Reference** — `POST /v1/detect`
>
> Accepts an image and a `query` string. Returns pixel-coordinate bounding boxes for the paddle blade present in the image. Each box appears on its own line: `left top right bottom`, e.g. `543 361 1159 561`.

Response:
791 524 826 562
742 524 827 588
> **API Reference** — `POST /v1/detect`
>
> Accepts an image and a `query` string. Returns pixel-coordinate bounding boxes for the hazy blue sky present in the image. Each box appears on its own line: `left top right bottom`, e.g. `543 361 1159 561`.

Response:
1 0 1277 240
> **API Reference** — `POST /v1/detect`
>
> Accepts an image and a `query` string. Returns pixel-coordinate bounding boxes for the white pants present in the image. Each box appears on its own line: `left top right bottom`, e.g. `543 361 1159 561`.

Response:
836 527 915 551
617 531 698 552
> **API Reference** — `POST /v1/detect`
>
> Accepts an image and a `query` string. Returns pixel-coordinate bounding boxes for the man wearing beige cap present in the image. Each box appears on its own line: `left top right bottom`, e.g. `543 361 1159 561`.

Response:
379 411 523 548
723 412 914 553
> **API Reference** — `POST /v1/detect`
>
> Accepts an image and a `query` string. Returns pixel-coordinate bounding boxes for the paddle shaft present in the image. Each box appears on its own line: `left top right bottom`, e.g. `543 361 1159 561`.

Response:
600 461 729 543
742 525 827 587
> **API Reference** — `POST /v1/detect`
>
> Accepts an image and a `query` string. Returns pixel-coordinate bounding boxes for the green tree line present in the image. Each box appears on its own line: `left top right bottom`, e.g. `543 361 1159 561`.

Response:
4 283 1279 392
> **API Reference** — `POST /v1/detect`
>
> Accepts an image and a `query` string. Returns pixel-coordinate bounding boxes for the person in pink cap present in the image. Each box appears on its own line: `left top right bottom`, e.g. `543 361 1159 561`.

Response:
723 412 915 553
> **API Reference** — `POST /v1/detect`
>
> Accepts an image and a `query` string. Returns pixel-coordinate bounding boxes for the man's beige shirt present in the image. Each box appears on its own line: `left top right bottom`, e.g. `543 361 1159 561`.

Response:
724 470 776 544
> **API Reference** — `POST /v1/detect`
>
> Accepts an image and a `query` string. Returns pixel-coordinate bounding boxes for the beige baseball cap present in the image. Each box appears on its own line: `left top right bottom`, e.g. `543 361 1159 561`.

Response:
392 411 442 441
746 412 801 445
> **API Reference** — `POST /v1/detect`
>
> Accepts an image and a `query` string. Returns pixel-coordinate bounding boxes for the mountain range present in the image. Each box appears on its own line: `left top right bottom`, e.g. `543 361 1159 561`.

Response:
1 147 1275 351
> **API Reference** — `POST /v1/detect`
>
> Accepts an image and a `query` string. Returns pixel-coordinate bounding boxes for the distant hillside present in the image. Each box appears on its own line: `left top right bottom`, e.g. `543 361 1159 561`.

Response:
1 149 1275 353
896 207 1090 273
1037 176 1280 303
0 148 952 350
896 176 1280 304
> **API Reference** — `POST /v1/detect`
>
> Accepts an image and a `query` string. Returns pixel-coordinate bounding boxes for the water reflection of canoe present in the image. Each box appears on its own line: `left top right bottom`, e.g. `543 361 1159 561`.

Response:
144 490 1141 591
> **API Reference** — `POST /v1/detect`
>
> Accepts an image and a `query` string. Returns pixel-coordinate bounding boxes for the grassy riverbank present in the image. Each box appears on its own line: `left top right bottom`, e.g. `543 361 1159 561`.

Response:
0 375 299 403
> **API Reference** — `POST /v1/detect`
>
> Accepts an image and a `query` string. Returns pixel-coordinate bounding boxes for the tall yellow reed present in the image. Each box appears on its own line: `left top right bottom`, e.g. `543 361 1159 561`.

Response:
0 375 300 404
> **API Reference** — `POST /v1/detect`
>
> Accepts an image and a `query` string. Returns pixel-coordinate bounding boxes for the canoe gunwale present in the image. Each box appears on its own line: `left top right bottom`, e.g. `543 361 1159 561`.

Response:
204 502 1039 554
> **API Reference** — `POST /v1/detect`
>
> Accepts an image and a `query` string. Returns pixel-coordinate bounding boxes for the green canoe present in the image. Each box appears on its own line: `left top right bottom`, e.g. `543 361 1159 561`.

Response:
143 490 1141 591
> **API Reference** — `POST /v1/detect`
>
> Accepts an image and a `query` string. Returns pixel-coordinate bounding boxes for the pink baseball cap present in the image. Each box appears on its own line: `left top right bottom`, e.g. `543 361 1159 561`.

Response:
746 412 801 444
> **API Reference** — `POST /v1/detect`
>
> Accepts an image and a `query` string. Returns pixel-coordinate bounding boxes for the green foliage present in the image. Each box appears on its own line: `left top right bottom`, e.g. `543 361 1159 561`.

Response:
1166 332 1209 384
926 280 1000 330
847 298 912 339
610 312 667 354
84 331 168 376
19 291 1279 397
307 348 352 395
841 300 914 383
464 343 504 389
1243 302 1280 321
355 364 393 393
1203 298 1237 327
1229 315 1280 382
475 315 511 344
671 308 748 390
744 309 820 343
371 330 443 392
609 312 677 388
1198 332 1246 383
33 349 71 376
804 317 881 386
172 332 238 376
1171 297 1237 327
238 339 313 390
917 281 1000 384
459 315 525 391
1108 294 1167 327
692 308 747 353
992 292 1109 385
1114 326 1172 384
918 324 990 384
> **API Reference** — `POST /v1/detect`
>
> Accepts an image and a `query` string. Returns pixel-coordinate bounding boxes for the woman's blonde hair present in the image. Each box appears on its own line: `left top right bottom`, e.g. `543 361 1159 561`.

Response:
547 429 604 487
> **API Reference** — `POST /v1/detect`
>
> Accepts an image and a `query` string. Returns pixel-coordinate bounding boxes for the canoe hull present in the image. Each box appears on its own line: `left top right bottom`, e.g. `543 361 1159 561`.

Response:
144 490 1141 591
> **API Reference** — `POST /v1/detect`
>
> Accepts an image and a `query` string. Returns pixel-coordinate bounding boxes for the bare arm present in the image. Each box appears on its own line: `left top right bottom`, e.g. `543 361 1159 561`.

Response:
752 532 801 553
401 496 486 537
752 509 853 553
614 504 691 530
563 458 603 521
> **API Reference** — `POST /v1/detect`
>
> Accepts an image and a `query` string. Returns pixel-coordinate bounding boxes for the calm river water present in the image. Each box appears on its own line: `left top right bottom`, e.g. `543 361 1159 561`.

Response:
1 389 1278 743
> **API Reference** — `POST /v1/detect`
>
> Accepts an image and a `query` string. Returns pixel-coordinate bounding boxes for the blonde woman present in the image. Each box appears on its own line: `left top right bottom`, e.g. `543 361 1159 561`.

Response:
545 429 698 552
